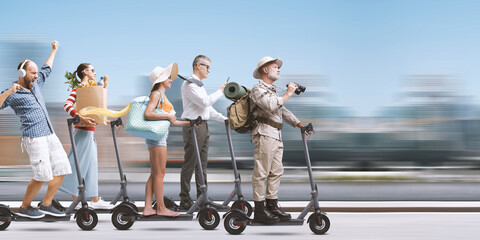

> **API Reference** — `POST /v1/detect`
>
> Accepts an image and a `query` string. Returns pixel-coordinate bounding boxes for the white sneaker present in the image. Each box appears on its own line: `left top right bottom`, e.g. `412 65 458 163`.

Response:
89 197 114 210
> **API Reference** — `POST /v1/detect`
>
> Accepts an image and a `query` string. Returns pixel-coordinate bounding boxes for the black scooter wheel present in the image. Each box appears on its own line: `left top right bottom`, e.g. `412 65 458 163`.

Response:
224 211 247 235
309 213 330 234
152 198 178 211
112 207 135 230
198 208 220 230
76 208 98 230
231 200 252 217
0 207 11 230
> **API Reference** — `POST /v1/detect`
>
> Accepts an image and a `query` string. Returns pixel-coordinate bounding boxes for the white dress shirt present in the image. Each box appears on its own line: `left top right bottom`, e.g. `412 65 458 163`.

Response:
180 74 227 121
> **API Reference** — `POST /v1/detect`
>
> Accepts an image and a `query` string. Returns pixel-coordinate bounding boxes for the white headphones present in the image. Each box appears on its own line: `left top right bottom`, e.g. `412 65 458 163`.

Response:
17 60 30 78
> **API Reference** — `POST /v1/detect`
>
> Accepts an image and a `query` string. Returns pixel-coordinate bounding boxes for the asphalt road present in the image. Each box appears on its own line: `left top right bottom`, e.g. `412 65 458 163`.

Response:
1 181 480 201
1 213 480 240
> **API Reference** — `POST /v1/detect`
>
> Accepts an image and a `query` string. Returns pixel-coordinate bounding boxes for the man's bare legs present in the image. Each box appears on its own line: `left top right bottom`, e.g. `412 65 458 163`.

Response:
20 179 44 209
41 175 65 206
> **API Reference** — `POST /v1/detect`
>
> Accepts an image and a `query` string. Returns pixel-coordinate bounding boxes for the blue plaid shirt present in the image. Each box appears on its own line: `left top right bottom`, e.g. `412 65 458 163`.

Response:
0 64 54 137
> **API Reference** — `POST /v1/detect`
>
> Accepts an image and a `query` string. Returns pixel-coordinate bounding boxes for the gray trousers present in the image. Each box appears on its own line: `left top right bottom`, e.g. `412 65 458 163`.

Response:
180 122 209 200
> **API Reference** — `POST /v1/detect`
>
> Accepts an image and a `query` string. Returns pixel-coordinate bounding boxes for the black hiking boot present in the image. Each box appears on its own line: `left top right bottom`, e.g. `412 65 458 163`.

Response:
266 198 291 222
253 200 279 224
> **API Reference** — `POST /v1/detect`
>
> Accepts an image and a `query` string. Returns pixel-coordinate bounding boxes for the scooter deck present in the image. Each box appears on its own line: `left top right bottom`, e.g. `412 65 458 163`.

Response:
14 214 71 222
72 208 112 214
249 218 304 226
174 206 230 212
138 214 194 221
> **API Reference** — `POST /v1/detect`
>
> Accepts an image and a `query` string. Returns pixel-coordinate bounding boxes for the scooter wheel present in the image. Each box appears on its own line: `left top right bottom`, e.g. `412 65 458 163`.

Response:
76 208 98 230
224 211 247 235
0 207 12 230
152 200 157 210
198 208 220 230
125 202 139 212
112 207 135 230
309 213 330 234
231 200 252 217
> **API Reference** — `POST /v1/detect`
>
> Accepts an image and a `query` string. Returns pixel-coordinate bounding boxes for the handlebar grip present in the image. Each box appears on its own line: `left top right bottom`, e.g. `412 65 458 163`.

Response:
68 115 81 125
190 116 203 127
111 118 123 127
301 123 314 133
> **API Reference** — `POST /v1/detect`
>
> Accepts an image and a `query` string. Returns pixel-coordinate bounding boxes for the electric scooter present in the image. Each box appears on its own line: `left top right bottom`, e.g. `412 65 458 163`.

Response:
153 120 250 215
222 123 331 234
215 120 252 216
0 116 98 230
110 117 221 230
37 118 127 214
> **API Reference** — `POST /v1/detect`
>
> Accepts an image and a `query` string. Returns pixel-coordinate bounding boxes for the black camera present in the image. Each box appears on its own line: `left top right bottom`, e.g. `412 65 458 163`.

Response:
286 82 306 95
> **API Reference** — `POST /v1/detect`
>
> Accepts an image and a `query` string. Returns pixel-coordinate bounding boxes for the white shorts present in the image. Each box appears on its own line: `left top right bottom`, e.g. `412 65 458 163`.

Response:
22 134 72 182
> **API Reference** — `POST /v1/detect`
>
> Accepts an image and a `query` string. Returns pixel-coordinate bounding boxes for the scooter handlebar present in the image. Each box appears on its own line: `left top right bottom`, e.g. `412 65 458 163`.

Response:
67 115 81 125
301 123 314 134
190 116 203 127
110 118 123 127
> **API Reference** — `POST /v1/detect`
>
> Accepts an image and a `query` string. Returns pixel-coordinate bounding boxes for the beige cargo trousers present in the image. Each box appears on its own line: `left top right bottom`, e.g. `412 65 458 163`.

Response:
252 134 284 201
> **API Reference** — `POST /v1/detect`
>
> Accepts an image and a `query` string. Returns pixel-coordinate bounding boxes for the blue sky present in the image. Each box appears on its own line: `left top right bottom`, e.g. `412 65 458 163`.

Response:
1 0 480 116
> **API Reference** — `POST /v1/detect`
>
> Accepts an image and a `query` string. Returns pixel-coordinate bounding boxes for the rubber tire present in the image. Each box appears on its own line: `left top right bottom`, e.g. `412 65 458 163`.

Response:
309 213 330 234
153 198 178 211
52 199 67 212
125 202 139 213
152 200 157 210
224 211 247 235
112 207 135 230
164 197 179 211
76 208 98 230
231 200 253 217
0 207 11 230
198 208 220 230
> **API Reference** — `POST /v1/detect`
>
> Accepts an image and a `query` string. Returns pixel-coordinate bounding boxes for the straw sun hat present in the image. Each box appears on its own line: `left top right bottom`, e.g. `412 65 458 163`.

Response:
149 62 178 90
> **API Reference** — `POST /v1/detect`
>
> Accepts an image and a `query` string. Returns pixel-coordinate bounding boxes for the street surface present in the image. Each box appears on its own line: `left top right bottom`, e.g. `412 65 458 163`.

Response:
1 213 480 240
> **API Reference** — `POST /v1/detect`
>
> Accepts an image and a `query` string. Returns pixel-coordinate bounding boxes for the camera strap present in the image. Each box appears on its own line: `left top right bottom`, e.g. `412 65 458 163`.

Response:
272 84 286 92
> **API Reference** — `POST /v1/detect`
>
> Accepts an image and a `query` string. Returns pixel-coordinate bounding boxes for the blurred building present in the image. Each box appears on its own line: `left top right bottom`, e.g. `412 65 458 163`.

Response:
376 75 480 165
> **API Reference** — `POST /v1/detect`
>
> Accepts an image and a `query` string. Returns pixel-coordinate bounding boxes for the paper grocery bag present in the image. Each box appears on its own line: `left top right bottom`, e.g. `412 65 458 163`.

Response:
76 86 107 125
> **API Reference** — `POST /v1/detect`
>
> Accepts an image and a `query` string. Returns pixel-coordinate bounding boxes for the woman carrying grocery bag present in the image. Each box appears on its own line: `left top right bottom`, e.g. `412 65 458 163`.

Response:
59 63 114 210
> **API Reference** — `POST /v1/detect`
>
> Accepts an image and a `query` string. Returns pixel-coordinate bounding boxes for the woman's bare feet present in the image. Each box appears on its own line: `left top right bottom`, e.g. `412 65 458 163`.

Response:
142 208 156 216
157 209 180 217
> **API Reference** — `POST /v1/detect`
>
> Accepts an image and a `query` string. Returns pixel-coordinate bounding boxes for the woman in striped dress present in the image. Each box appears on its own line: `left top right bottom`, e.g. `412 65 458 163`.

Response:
59 63 113 209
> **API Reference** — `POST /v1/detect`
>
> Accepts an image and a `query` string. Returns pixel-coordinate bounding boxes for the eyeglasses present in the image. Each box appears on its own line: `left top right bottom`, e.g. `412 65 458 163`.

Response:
200 63 210 70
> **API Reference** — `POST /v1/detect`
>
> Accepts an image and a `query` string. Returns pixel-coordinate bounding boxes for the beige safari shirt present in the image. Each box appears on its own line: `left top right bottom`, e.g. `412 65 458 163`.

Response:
250 80 301 141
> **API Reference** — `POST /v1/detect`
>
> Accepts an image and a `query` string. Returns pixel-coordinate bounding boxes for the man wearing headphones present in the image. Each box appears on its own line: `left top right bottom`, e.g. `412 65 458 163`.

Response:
0 41 72 219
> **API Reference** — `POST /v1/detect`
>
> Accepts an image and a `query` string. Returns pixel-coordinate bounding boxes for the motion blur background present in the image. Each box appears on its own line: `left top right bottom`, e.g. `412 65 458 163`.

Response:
2 0 480 183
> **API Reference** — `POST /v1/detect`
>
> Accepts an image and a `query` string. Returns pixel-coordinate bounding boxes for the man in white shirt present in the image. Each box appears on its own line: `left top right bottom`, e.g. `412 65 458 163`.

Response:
179 55 227 210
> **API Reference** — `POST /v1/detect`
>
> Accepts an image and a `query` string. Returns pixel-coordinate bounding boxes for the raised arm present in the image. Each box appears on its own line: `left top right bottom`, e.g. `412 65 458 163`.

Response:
44 41 59 68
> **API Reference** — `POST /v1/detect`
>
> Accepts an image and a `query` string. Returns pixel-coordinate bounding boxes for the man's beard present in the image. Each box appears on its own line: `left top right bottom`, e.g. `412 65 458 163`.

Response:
23 78 32 89
267 71 279 81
